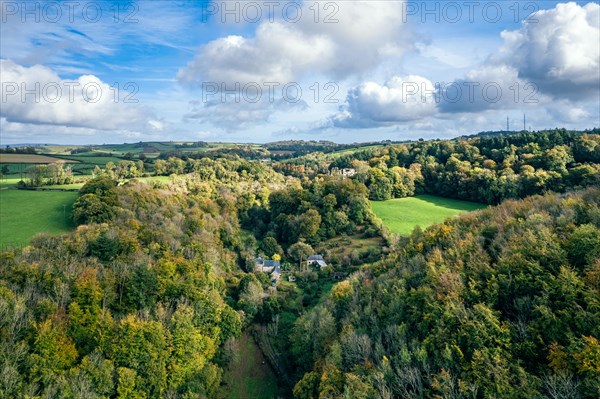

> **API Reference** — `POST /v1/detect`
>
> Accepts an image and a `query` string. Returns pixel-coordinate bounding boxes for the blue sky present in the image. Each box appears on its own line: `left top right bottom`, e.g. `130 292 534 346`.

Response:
1 0 599 144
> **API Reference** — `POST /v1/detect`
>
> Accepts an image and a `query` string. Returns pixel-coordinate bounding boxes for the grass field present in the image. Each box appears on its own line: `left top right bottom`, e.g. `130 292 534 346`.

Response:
53 155 124 165
218 332 280 399
0 190 78 247
371 195 486 236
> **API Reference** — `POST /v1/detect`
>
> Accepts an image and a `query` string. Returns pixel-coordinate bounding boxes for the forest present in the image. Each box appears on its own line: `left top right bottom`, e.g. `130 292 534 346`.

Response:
325 129 599 204
0 129 598 398
290 188 600 399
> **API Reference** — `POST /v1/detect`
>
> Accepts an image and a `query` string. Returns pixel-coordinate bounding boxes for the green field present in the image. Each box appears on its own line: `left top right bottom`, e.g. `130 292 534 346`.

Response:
371 195 486 236
218 332 280 399
0 178 22 189
54 155 124 165
0 190 78 247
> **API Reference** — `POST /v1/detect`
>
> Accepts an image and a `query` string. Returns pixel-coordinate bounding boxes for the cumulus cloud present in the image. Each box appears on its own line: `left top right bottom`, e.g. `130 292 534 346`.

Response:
316 2 600 132
177 0 411 86
0 59 162 131
437 2 599 114
329 75 438 128
499 2 600 99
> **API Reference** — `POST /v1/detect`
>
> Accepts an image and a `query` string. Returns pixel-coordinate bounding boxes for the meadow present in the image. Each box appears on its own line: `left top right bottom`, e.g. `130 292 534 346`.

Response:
0 153 80 176
0 190 78 247
371 194 487 236
54 155 124 166
218 332 280 399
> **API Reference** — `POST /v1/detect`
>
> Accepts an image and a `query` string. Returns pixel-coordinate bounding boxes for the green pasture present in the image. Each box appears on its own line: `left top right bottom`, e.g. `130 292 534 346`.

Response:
371 195 486 236
0 190 78 247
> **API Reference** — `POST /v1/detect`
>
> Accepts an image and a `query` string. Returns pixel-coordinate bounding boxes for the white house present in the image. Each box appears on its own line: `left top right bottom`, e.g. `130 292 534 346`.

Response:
307 255 328 268
330 168 356 178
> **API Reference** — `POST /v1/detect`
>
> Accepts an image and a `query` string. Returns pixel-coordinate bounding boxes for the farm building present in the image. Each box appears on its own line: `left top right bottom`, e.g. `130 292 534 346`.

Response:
329 168 356 178
254 257 280 273
307 255 328 268
254 258 282 284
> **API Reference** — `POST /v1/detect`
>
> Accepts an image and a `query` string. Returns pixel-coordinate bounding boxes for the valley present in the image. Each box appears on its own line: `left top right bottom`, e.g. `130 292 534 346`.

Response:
1 130 599 398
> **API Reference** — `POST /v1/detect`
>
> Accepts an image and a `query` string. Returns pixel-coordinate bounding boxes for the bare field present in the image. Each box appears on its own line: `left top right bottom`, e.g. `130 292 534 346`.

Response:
0 154 78 164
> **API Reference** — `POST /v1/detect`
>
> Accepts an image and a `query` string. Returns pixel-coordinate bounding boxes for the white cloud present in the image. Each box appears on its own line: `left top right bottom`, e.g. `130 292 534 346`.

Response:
437 2 599 113
0 59 160 131
176 1 413 131
177 0 411 86
499 2 600 99
330 75 438 128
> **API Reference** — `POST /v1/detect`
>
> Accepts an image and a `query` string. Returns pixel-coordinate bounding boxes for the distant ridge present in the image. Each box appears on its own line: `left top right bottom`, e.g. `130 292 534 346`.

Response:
459 127 600 140
1 143 61 147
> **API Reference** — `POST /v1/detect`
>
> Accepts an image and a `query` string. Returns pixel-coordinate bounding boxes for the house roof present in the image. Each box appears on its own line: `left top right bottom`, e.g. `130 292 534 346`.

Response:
254 258 280 267
264 260 280 267
307 255 324 261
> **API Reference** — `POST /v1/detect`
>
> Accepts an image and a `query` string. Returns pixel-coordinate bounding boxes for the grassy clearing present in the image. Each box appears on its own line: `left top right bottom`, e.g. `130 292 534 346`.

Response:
0 190 78 247
371 195 487 236
218 332 280 399
317 232 384 266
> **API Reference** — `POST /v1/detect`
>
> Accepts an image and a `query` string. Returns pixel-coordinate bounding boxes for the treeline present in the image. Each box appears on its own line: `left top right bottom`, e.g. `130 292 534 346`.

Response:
266 140 395 159
324 130 600 204
289 188 600 398
0 177 247 398
20 163 74 187
157 145 269 161
0 146 38 154
266 140 343 158
273 155 330 178
95 160 145 180
151 155 281 183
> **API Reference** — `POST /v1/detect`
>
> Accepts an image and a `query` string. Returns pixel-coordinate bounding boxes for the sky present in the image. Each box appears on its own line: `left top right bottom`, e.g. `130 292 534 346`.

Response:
1 0 599 145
